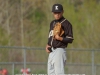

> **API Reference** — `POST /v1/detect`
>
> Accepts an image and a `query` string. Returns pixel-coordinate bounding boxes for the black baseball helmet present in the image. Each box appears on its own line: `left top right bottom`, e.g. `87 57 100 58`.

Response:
52 4 63 12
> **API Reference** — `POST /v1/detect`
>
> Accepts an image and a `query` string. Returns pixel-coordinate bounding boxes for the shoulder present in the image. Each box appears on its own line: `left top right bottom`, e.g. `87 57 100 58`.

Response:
50 20 55 25
50 20 55 28
64 19 72 26
49 20 55 30
62 19 72 27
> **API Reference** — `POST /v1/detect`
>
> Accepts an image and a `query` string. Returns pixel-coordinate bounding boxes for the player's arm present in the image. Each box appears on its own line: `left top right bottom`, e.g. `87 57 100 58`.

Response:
46 22 52 53
62 23 73 43
46 44 51 53
46 29 51 53
55 35 73 43
55 22 74 43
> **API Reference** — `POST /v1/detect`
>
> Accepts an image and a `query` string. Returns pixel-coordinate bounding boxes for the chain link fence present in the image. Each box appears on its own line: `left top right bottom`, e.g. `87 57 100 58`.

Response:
0 46 100 75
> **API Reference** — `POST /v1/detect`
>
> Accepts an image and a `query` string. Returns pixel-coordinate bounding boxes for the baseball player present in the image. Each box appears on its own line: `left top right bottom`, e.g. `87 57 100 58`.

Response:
46 4 74 75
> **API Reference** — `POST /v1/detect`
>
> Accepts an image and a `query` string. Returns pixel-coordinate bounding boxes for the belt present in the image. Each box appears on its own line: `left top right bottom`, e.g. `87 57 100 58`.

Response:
52 47 57 50
52 47 65 50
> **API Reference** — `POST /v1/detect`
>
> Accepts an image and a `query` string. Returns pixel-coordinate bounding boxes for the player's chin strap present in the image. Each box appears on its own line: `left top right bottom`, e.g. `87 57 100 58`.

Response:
51 19 66 46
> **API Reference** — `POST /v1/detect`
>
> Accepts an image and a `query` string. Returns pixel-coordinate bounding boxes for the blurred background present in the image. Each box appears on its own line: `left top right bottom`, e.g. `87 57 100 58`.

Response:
0 0 100 75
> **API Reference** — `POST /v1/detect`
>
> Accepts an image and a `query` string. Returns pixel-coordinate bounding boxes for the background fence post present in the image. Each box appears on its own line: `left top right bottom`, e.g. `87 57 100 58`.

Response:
12 63 15 75
92 49 95 75
23 48 26 74
95 65 96 75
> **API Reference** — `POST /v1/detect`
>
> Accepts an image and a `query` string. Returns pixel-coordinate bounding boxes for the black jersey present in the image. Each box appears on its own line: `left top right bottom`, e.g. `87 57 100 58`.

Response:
47 16 73 48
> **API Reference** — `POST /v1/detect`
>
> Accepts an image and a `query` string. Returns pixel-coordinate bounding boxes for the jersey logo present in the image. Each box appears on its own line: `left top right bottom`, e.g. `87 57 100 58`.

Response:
48 30 53 38
55 6 58 10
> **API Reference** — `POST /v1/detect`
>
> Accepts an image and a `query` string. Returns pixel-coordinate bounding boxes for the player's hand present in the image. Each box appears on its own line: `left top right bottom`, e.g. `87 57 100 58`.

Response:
55 34 63 41
46 44 51 53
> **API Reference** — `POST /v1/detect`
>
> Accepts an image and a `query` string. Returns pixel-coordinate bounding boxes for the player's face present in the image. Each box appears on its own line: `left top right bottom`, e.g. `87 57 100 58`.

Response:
53 11 63 20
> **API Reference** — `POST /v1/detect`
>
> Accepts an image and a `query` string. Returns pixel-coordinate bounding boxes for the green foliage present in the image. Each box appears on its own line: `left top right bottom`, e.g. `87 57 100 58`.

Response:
34 9 45 23
27 8 46 24
32 70 47 74
1 0 99 48
14 69 20 74
0 0 100 64
0 27 8 45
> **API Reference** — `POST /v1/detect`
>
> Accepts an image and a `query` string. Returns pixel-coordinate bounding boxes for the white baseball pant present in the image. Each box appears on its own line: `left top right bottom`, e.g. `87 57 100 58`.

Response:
47 48 67 75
